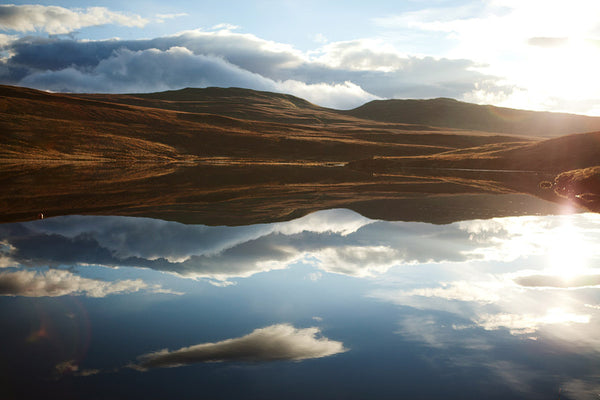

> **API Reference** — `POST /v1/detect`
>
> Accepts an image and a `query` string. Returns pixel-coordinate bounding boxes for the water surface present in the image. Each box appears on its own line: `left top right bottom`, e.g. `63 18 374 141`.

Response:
1 210 599 399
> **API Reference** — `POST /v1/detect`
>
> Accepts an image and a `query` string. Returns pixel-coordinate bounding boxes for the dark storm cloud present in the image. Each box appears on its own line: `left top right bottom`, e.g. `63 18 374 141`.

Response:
130 324 347 370
0 30 509 108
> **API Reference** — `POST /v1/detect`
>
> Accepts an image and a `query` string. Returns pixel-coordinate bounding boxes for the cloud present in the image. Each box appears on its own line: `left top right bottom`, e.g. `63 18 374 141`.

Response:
313 33 328 44
130 324 347 370
0 28 505 109
211 23 239 31
0 5 147 34
155 13 188 24
20 46 277 93
0 269 176 297
314 39 406 71
17 44 378 109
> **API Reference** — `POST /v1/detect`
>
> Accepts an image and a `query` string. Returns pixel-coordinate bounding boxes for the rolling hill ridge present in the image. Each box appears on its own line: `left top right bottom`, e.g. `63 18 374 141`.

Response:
1 85 599 223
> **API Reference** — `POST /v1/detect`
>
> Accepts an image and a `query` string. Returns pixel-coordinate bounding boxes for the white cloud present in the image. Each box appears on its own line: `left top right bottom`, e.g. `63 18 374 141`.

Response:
314 39 407 71
211 23 240 31
131 324 347 370
313 33 328 44
0 5 148 34
0 32 15 47
0 269 176 297
276 79 379 109
155 13 188 24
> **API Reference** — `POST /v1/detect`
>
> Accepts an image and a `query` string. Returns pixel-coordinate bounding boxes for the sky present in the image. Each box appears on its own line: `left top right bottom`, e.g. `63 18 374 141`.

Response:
1 1 600 113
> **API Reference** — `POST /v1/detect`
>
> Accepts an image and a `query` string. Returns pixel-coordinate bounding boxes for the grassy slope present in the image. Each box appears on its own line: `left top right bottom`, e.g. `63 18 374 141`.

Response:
1 85 532 163
346 97 600 137
1 85 599 223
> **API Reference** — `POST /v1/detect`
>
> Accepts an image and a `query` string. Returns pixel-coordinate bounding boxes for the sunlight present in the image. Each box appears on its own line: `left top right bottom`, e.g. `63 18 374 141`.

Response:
546 216 591 280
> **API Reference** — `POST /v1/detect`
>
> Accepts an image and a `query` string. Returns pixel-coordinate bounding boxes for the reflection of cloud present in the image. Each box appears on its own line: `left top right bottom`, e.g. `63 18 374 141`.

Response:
514 274 600 288
54 359 79 375
562 379 600 400
0 4 147 34
54 360 100 378
0 240 16 268
2 211 599 284
0 269 177 297
476 308 590 335
130 324 347 370
315 246 398 277
402 281 502 304
395 314 490 350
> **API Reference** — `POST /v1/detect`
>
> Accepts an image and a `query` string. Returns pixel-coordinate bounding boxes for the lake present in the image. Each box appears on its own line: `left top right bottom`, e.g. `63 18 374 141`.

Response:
1 208 599 399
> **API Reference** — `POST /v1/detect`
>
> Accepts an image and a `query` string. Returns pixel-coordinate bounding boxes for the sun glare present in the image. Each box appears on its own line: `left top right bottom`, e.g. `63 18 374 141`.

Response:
546 217 591 280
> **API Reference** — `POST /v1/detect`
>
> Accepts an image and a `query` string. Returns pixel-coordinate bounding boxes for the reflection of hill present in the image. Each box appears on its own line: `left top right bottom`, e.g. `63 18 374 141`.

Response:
349 131 600 172
0 162 573 225
1 85 599 224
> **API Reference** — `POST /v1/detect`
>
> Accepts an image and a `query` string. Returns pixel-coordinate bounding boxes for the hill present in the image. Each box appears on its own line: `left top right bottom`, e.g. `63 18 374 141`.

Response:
0 85 529 163
1 84 599 224
346 97 600 137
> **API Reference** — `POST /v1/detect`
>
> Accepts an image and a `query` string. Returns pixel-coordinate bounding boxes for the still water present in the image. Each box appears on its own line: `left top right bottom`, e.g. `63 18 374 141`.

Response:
1 209 599 399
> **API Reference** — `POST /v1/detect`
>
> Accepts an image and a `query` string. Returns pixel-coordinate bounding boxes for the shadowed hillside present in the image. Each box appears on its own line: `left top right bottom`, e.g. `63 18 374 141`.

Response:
346 97 600 137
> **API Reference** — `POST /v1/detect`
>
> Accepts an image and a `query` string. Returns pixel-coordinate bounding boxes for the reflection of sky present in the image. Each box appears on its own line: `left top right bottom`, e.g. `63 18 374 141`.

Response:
1 210 600 399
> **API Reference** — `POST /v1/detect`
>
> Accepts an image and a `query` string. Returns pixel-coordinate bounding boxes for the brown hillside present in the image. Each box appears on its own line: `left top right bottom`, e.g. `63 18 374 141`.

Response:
1 85 598 224
346 97 600 137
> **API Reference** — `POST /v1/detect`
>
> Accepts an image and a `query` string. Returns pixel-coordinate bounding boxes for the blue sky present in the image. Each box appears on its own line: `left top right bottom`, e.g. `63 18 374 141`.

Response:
1 1 600 114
